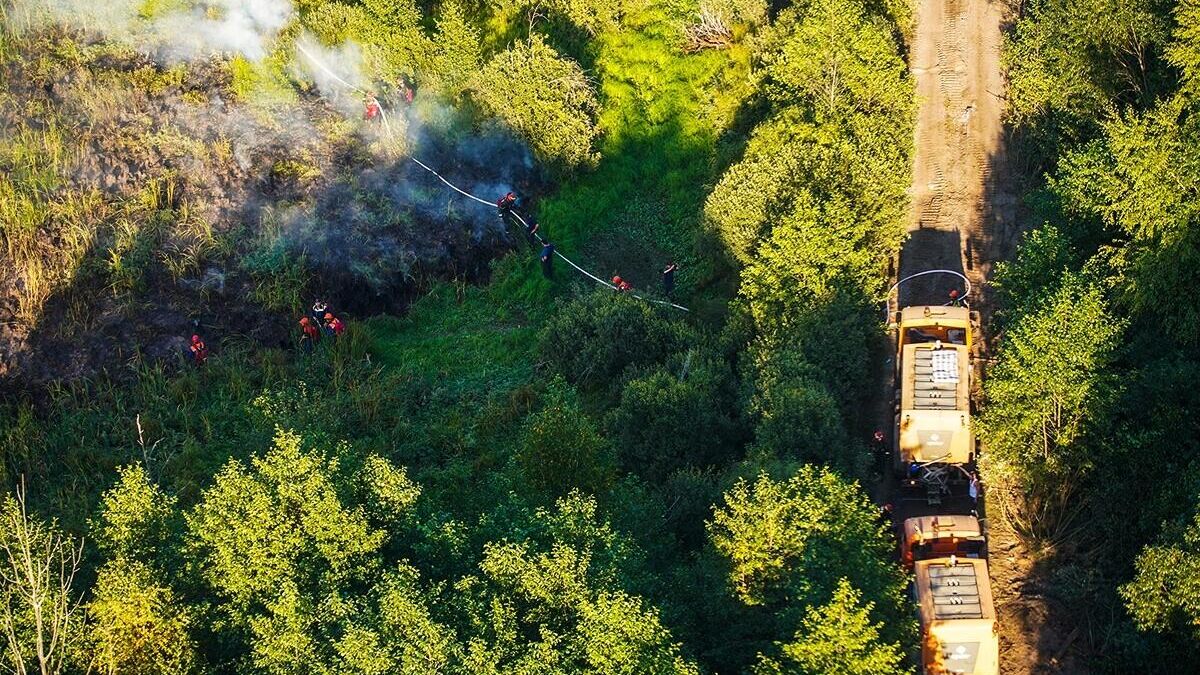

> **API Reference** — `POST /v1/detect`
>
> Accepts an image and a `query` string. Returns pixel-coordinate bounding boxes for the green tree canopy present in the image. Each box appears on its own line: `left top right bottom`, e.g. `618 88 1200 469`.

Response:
516 378 616 498
538 290 691 392
609 353 740 481
706 467 906 631
1121 508 1200 641
754 578 910 675
471 35 600 172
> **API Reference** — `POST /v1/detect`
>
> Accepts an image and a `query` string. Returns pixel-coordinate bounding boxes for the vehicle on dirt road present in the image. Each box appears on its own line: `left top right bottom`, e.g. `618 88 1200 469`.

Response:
892 305 979 490
914 556 999 675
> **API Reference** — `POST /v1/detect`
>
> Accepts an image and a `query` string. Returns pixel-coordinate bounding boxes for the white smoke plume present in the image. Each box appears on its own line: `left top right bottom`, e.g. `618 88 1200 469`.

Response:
293 33 371 119
11 0 293 61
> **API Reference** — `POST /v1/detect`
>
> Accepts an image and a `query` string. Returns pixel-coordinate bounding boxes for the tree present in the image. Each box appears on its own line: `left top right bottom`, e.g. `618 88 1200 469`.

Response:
1052 97 1200 341
185 430 388 673
755 579 909 675
538 290 691 392
760 0 912 122
1121 508 1200 641
471 35 599 172
1005 0 1172 128
978 274 1124 541
93 464 178 564
88 558 197 675
747 350 862 477
0 489 85 675
516 378 615 497
428 0 482 100
461 492 699 674
706 468 907 633
609 354 739 480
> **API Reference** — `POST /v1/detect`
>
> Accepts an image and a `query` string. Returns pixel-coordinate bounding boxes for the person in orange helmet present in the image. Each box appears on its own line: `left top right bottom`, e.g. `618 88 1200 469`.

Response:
189 334 209 366
324 312 346 339
612 275 632 292
299 316 320 353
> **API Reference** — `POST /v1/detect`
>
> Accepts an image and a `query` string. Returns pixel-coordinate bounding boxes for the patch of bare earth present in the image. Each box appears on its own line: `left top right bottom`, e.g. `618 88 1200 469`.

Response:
895 0 1083 672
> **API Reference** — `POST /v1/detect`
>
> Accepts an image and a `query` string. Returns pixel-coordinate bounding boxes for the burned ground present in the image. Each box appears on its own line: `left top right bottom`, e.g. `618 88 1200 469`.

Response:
0 29 536 388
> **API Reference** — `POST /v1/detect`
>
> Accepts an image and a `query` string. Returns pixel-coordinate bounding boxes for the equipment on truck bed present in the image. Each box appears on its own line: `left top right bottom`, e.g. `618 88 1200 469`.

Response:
892 305 979 477
914 556 999 675
901 515 987 570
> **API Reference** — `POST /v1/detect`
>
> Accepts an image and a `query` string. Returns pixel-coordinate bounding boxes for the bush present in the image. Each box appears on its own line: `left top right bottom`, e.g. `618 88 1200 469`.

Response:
538 290 692 393
516 378 616 498
471 35 600 172
609 353 740 480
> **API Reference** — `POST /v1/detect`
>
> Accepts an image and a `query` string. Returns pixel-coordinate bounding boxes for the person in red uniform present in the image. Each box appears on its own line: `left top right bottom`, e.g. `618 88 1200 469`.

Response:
324 312 346 339
189 334 209 366
497 191 517 212
364 93 382 122
299 316 320 353
611 275 632 292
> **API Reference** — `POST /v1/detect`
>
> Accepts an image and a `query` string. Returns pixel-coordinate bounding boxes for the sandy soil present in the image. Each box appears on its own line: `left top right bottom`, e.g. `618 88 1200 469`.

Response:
891 0 1085 672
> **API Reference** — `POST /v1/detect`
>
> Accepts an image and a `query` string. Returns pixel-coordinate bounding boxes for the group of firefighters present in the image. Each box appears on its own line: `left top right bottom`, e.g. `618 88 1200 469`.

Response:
496 191 680 296
188 78 681 368
185 303 346 367
298 300 346 353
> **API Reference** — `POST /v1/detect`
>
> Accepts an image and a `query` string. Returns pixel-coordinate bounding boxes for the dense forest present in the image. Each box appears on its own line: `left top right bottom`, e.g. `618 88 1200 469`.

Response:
2 0 1199 672
984 0 1200 669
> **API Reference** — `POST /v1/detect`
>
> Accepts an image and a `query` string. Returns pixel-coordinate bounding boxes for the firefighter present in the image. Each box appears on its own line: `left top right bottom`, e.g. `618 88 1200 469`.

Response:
497 191 517 212
189 334 209 367
398 78 414 106
949 288 962 307
870 429 889 473
324 312 346 339
312 299 328 324
612 276 632 292
540 241 555 278
661 262 678 296
299 316 320 353
523 217 540 248
363 93 382 122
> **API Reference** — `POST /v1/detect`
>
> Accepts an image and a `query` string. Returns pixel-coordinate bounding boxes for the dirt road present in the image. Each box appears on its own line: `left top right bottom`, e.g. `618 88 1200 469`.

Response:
895 0 1084 672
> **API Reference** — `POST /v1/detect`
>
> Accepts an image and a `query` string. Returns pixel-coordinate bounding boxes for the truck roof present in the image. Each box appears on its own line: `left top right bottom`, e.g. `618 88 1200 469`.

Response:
914 558 995 624
904 515 983 543
900 305 971 327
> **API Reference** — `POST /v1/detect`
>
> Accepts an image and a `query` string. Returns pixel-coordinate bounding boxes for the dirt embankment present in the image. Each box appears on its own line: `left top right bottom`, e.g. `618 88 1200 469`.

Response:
894 0 1085 672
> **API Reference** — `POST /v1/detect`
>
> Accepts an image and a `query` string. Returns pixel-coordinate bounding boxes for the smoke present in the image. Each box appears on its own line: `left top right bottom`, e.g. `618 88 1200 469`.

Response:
293 33 371 119
11 0 293 62
11 0 542 305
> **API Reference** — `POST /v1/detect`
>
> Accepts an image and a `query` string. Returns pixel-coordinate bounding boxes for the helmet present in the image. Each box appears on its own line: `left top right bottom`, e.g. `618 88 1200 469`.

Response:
324 312 334 320
191 335 201 343
300 317 309 325
949 289 959 298
612 276 622 284
873 430 885 442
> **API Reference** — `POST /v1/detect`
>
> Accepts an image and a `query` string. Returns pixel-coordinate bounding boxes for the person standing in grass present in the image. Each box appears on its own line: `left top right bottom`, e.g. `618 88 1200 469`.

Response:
540 241 555 278
324 312 345 341
299 317 320 354
523 217 540 248
661 262 678 296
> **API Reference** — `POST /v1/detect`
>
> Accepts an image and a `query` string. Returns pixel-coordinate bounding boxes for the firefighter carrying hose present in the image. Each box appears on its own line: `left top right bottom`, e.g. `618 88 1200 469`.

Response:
364 92 382 122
